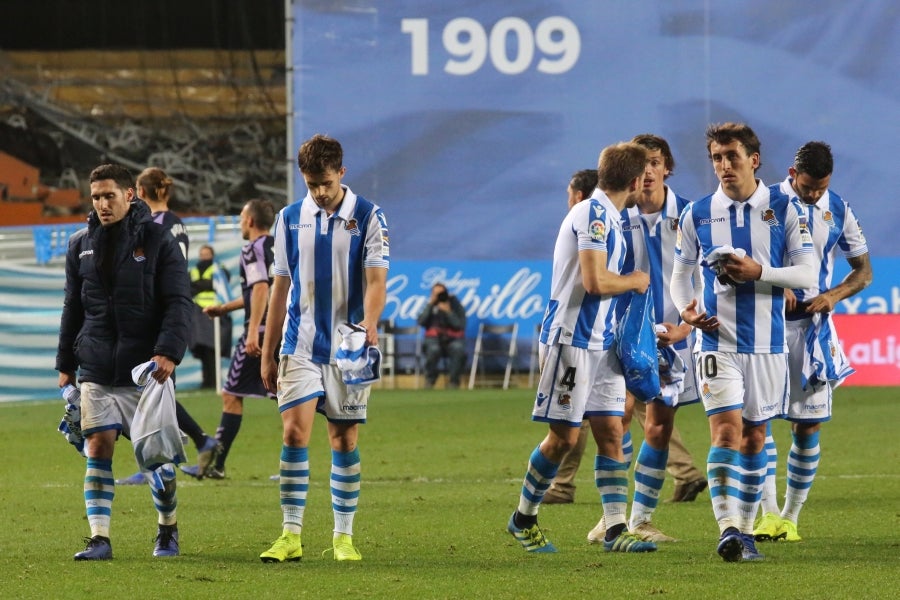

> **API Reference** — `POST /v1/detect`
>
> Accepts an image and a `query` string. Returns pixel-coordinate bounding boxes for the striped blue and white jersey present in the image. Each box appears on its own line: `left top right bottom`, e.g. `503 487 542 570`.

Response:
775 177 868 301
674 181 813 354
272 186 389 364
620 187 692 351
539 190 628 351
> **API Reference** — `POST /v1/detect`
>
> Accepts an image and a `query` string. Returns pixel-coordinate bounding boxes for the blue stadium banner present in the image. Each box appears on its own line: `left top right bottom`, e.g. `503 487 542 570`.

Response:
384 261 550 337
289 1 899 263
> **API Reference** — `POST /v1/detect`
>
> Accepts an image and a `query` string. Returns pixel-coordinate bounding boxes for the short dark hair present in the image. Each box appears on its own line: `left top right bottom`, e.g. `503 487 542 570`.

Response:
246 198 276 231
705 122 762 170
793 141 833 179
90 164 134 192
297 134 343 175
597 143 648 192
570 169 599 199
632 133 675 177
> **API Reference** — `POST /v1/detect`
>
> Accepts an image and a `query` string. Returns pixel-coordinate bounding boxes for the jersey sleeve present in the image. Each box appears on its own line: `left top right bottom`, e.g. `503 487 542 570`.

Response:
576 199 610 253
673 202 698 265
243 237 271 287
272 211 290 277
785 197 814 259
838 204 869 258
363 208 390 270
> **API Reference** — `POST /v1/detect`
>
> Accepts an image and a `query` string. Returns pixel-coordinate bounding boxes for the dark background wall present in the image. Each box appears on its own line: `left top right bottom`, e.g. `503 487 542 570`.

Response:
0 0 284 50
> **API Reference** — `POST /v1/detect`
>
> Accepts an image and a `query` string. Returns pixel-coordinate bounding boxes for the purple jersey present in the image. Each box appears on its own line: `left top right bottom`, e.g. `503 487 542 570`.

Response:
152 210 189 260
240 234 275 328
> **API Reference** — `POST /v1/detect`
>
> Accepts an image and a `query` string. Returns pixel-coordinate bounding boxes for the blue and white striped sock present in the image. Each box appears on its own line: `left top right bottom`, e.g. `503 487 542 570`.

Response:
331 448 361 535
85 457 114 538
759 421 780 515
622 430 634 471
150 464 178 526
629 442 668 529
738 450 767 533
516 445 559 517
280 445 309 534
781 430 820 524
707 446 741 533
595 454 628 530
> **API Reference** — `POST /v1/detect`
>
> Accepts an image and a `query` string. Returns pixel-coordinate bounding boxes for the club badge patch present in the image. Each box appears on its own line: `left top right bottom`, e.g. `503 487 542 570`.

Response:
761 208 779 227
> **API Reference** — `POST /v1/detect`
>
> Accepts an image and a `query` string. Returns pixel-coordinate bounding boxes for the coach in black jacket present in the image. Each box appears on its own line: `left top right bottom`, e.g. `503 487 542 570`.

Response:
56 163 193 561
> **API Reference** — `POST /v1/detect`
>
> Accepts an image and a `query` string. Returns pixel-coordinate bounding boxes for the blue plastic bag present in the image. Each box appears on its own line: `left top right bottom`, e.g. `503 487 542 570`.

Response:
615 289 661 401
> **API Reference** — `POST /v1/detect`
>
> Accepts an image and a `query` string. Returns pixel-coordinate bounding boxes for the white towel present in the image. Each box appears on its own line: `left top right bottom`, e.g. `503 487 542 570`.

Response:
130 360 187 472
704 245 747 293
801 313 855 391
335 323 382 387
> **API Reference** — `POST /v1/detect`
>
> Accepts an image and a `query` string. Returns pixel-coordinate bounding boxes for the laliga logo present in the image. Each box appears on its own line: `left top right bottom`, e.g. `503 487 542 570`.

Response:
382 267 546 322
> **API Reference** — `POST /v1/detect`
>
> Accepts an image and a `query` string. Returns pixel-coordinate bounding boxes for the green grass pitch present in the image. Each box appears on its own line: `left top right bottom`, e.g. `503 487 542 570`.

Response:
1 386 896 599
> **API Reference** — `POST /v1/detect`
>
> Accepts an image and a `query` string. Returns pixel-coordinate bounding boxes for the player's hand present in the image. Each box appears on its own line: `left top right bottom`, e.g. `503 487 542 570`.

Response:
58 371 76 388
805 294 836 313
245 331 262 357
722 253 762 283
631 271 651 294
680 299 719 331
656 322 691 346
150 355 175 383
203 305 226 318
784 288 797 312
261 355 278 394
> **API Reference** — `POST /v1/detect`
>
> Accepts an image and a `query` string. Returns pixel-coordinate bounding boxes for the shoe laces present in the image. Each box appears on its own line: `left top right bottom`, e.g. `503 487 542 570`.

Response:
272 532 298 550
156 527 176 548
521 524 549 547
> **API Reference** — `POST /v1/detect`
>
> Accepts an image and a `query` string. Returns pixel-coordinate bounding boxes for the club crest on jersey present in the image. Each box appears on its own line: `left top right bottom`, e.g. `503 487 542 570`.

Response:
344 218 361 236
669 218 679 231
823 210 837 230
133 247 146 262
760 209 780 227
589 219 605 240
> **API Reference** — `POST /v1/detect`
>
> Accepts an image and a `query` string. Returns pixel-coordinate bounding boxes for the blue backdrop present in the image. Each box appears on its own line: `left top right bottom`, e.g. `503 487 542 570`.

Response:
290 0 898 260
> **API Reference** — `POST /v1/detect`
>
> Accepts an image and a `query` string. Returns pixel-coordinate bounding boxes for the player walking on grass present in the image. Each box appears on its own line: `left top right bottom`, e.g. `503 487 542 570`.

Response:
56 164 193 560
507 143 654 554
754 141 872 543
180 198 278 480
117 167 222 485
259 134 389 563
586 134 703 545
670 123 817 562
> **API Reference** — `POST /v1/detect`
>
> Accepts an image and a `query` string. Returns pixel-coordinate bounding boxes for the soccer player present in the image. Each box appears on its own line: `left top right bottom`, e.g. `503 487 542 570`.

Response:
259 134 389 563
753 141 872 542
180 199 278 480
117 167 222 485
57 163 193 559
589 134 703 544
507 143 655 554
670 122 817 562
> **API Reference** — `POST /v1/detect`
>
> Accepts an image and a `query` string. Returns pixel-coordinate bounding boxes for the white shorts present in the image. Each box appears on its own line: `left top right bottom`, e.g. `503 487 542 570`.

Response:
785 319 832 423
277 354 369 423
533 343 625 426
80 382 142 438
695 351 788 424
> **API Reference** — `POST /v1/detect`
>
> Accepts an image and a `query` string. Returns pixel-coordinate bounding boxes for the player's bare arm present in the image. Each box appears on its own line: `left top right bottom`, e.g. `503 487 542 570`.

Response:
580 249 649 295
806 253 873 313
